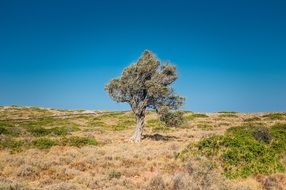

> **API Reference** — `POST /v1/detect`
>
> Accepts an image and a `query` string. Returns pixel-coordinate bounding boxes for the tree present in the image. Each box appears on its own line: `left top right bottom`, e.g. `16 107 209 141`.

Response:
105 50 185 142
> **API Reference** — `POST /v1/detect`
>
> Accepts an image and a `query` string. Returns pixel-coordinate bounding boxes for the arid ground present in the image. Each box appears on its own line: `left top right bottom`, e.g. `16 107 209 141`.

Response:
0 106 285 190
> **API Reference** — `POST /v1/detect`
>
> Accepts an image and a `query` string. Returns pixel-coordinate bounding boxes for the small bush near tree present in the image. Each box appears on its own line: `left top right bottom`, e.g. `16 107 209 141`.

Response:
159 106 185 128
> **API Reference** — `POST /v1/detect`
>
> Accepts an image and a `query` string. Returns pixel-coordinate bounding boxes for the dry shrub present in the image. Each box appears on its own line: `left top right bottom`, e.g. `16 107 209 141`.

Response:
146 175 166 190
0 177 27 190
171 173 193 190
108 169 122 180
49 166 81 180
72 173 99 189
170 159 231 190
44 182 81 190
16 164 38 178
58 149 80 165
256 173 286 190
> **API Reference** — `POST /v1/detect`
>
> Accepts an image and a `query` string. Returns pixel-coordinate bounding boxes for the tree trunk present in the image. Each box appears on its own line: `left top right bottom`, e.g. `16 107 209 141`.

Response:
130 113 145 143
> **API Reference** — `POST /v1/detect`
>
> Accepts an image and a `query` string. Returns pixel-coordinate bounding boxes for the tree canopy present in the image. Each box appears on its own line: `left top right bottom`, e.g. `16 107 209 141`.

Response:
105 50 184 114
105 50 185 142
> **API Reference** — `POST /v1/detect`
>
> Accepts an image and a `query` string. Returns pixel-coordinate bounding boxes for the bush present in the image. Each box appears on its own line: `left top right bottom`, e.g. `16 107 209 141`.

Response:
28 126 79 137
0 126 21 136
185 113 208 120
252 127 272 143
219 113 238 118
159 107 185 128
0 126 9 135
61 136 98 147
108 169 121 180
178 124 286 179
263 113 286 120
28 127 50 136
0 178 27 190
146 175 165 190
172 173 190 190
197 123 213 130
32 138 58 149
0 138 25 152
17 164 37 177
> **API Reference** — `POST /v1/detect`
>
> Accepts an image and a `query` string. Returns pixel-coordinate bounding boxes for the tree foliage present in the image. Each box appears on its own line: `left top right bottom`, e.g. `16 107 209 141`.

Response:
105 50 184 115
105 50 185 142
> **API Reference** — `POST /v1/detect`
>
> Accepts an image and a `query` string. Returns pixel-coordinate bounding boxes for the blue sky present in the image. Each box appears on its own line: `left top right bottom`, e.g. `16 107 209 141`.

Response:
0 0 286 112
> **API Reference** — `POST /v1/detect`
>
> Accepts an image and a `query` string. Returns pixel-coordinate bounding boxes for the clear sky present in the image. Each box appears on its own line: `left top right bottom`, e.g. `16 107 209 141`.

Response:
0 0 286 112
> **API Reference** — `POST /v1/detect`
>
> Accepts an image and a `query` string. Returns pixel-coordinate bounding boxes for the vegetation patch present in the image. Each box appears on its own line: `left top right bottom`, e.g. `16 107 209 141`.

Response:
185 113 208 120
159 110 185 128
197 123 213 130
89 112 135 131
0 126 21 136
0 138 25 152
218 113 238 118
243 117 261 122
60 136 98 147
147 119 171 132
28 126 79 137
178 124 286 179
108 169 122 180
263 113 286 120
218 111 238 114
20 117 76 128
32 138 58 149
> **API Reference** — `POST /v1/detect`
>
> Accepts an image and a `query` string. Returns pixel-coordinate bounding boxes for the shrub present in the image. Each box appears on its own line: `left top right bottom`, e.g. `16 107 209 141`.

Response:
197 123 213 130
16 164 37 177
146 175 165 190
159 110 185 128
219 113 238 118
172 173 190 190
61 136 98 147
252 127 272 143
0 138 24 152
32 138 58 149
28 127 50 136
244 117 261 122
178 124 286 179
108 169 121 180
28 126 79 137
49 126 79 136
185 113 208 120
218 111 238 114
112 118 135 131
0 178 26 190
0 126 8 135
263 113 286 120
0 126 21 136
89 114 134 131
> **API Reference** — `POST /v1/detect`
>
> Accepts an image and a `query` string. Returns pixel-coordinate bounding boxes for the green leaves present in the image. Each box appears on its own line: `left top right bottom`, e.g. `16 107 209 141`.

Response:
105 50 185 115
179 124 286 179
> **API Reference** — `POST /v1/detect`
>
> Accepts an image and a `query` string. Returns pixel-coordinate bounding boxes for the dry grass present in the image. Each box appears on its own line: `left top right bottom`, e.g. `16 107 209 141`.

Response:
0 107 285 189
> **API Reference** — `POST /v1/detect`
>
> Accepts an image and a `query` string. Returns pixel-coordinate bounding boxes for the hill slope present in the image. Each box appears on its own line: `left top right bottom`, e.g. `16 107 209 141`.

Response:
0 106 285 189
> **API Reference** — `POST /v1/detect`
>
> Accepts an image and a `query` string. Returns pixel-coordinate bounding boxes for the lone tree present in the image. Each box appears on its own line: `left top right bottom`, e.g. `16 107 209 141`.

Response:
105 50 185 142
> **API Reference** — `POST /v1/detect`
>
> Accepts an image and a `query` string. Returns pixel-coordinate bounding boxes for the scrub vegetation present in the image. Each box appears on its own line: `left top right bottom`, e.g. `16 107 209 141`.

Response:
0 106 286 189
